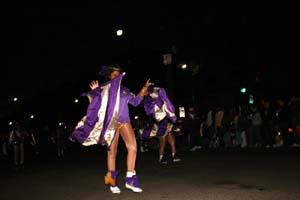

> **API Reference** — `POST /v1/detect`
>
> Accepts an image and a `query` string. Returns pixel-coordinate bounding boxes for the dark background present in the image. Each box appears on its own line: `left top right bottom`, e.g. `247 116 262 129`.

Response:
1 1 298 125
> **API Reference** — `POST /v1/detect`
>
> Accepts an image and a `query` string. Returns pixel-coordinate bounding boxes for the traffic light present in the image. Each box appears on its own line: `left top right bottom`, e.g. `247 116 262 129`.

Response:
240 87 246 93
249 94 254 104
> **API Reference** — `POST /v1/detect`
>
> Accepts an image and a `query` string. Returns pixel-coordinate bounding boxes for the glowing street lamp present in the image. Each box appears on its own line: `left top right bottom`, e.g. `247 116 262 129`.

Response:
116 29 123 36
179 64 187 69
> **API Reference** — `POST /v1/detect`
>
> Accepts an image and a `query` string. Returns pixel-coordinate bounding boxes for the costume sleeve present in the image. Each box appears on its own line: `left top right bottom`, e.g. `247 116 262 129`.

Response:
128 92 144 107
158 88 177 123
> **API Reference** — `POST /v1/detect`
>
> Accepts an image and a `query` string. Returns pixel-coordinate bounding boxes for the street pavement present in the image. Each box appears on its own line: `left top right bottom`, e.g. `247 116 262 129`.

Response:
1 143 300 200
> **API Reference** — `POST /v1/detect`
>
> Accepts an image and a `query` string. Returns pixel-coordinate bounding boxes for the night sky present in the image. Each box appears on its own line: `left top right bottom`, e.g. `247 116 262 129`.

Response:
1 2 298 122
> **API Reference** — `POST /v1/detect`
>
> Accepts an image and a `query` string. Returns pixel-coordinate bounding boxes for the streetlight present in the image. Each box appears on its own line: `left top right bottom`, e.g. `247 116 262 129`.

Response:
178 64 187 69
116 29 123 36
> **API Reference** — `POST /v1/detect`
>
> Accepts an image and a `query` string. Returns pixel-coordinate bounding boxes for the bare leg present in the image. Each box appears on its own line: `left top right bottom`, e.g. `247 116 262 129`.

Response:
159 136 167 156
167 133 176 154
105 129 121 194
119 123 137 172
107 130 120 172
167 133 181 162
120 123 143 192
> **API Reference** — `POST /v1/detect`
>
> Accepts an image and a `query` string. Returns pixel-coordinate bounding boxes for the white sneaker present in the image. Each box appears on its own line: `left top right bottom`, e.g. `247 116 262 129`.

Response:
125 183 143 193
110 186 121 194
124 173 143 193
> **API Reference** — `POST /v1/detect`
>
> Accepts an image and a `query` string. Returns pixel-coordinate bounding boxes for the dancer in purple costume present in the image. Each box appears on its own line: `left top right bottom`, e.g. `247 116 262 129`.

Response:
142 87 181 164
70 64 153 193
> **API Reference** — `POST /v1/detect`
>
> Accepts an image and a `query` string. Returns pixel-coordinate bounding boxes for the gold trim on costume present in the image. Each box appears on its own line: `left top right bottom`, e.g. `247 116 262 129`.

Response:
117 122 127 130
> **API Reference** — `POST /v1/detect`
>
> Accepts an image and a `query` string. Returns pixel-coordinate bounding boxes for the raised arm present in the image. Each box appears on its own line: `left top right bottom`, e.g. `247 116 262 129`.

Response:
138 79 154 97
128 79 154 106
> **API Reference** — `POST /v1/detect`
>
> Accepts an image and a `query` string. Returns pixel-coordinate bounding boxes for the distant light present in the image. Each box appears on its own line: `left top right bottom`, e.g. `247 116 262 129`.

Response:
13 97 18 102
59 122 64 126
240 88 246 93
134 116 139 120
30 115 34 119
178 64 187 69
249 94 254 104
74 99 79 103
288 128 293 133
9 121 13 126
116 29 123 36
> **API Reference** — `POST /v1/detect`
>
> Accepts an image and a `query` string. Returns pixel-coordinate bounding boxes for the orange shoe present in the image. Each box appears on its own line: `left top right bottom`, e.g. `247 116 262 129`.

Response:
104 171 121 194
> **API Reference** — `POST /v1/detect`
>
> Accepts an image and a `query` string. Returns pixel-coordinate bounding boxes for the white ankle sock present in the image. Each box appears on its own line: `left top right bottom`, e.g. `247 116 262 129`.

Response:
126 171 136 177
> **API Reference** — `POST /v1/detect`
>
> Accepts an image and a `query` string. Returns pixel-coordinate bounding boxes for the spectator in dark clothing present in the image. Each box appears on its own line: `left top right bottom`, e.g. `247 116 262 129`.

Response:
247 104 263 147
183 106 202 151
273 98 291 146
8 121 31 171
260 98 276 148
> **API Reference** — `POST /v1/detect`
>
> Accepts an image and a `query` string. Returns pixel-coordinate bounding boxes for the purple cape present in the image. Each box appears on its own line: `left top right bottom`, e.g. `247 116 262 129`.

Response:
69 73 125 147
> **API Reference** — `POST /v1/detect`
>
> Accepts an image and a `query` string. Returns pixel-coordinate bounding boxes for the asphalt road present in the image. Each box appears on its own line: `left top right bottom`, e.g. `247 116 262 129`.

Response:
1 143 300 200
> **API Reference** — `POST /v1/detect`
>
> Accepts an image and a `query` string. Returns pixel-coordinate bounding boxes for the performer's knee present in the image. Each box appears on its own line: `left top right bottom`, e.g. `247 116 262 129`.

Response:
127 144 137 154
